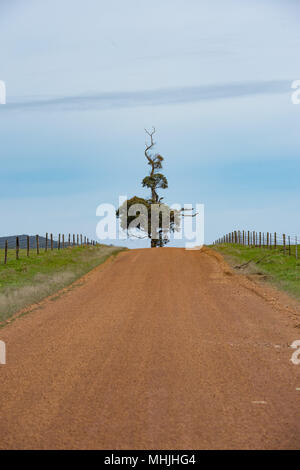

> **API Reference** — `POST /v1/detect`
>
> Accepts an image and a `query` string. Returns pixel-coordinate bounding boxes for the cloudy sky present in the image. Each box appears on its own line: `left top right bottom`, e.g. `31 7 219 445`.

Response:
0 0 299 246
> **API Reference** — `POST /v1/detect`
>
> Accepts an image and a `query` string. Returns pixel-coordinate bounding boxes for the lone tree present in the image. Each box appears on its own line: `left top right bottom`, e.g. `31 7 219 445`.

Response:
142 127 168 205
117 128 180 247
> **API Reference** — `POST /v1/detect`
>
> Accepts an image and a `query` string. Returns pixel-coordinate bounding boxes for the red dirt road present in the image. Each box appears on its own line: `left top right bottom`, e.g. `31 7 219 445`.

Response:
0 247 299 449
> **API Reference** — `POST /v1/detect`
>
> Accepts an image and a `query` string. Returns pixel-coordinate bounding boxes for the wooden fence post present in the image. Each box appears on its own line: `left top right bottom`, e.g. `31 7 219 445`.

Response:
247 231 250 246
62 234 65 249
51 233 53 250
4 240 8 265
73 234 75 246
58 234 61 250
274 232 277 249
259 232 261 248
68 233 71 247
266 232 269 249
45 233 48 252
283 234 286 255
80 234 83 246
270 233 272 249
36 235 39 255
16 236 19 260
27 235 30 257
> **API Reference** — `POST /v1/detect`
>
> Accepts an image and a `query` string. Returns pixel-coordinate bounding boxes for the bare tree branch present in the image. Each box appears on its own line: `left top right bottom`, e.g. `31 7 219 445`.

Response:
180 207 198 217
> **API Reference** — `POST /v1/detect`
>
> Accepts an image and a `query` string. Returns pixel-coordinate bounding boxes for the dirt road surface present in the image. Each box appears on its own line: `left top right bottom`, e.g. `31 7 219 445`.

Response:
0 247 299 449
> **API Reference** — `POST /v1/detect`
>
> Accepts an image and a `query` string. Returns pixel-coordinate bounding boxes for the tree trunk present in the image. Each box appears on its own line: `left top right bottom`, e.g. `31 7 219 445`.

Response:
159 230 163 247
151 238 157 248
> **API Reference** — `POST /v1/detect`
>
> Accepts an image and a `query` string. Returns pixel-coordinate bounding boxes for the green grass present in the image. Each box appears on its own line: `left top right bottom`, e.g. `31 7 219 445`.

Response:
0 244 126 323
212 243 300 299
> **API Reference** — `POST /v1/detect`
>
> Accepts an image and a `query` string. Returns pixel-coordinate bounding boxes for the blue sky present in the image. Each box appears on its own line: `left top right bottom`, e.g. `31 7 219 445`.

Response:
0 0 300 246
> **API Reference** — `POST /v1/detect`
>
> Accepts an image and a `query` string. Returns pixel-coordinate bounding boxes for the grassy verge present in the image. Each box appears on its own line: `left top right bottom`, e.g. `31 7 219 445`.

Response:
212 244 300 300
0 244 126 323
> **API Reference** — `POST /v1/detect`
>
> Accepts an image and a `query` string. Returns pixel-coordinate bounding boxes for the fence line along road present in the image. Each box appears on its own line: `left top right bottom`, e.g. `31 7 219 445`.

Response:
213 230 299 259
0 234 99 265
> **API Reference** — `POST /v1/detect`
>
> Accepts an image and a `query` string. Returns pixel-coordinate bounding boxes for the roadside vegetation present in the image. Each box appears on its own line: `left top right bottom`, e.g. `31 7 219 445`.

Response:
212 244 300 300
0 244 125 323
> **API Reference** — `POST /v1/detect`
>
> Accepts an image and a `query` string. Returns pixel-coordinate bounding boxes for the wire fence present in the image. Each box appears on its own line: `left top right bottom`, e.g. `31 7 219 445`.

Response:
0 233 99 265
213 230 299 259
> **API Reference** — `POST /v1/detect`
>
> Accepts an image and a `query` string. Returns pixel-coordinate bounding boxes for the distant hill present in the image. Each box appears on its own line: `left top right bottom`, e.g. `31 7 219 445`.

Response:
0 235 59 249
